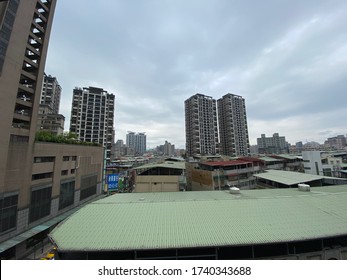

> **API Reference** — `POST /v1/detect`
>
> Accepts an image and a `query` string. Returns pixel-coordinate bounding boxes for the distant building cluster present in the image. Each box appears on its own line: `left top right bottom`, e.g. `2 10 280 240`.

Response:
257 133 289 155
155 141 176 157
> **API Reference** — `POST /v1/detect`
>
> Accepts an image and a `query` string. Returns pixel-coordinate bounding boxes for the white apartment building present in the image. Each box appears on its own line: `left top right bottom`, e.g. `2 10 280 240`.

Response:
126 132 147 156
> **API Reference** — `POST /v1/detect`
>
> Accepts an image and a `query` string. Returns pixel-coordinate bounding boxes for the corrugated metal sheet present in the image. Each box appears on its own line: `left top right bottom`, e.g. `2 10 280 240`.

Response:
253 169 346 185
133 161 185 170
259 156 283 162
49 185 347 251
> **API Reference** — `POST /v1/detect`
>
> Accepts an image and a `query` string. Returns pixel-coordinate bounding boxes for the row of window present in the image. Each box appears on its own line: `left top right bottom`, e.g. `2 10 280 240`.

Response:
0 174 98 234
34 156 77 163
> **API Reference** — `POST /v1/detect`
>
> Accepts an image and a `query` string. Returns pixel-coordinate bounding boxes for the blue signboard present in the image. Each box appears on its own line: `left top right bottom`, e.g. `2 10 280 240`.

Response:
107 174 119 191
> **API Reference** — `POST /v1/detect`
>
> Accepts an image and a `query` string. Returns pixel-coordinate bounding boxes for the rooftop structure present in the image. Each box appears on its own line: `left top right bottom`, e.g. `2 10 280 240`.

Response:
50 185 347 260
254 169 347 188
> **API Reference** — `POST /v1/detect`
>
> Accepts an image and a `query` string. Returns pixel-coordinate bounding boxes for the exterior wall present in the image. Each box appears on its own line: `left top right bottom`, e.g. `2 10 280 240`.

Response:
303 151 324 175
1 0 56 200
37 113 65 135
134 175 180 192
191 169 214 191
0 142 104 255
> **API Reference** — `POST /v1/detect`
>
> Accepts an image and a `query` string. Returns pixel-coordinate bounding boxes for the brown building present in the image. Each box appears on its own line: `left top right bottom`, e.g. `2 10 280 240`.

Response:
133 161 186 192
0 0 104 260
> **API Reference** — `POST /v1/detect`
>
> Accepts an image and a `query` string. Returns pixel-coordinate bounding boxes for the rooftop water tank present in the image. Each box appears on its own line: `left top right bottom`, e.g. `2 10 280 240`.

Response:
298 183 310 192
229 186 241 195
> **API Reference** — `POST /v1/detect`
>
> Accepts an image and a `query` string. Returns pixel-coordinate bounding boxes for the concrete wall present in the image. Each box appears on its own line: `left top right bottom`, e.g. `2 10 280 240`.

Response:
135 175 180 192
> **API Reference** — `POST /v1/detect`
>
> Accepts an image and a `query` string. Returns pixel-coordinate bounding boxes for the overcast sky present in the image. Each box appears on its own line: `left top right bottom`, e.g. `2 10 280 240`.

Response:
45 0 347 149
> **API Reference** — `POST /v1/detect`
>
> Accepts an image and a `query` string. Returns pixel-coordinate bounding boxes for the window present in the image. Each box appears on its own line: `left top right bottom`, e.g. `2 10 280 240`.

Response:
32 172 53 181
0 194 18 233
63 156 69 161
34 156 55 163
29 186 52 223
59 180 75 210
61 170 68 176
80 174 97 200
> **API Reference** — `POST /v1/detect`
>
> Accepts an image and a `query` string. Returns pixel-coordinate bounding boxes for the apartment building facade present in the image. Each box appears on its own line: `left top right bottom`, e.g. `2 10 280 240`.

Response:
69 86 115 162
39 73 61 114
217 93 250 157
126 131 146 156
257 133 289 154
36 73 64 135
185 94 219 157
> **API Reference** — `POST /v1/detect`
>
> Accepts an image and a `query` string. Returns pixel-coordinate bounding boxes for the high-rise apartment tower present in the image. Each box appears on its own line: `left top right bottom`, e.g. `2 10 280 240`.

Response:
39 73 61 114
185 94 219 157
70 86 115 162
217 93 250 156
126 131 147 156
37 73 64 134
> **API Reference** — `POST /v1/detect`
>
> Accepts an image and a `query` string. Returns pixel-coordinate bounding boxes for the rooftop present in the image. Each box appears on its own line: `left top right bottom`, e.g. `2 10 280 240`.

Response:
254 170 346 186
133 161 185 170
201 160 251 167
49 185 347 252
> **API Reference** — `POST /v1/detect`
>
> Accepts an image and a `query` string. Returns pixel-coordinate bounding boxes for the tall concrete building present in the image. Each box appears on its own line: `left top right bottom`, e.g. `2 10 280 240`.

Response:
185 94 219 157
217 93 250 157
39 73 61 114
126 131 147 156
0 0 57 232
0 2 105 259
37 73 64 134
69 86 115 162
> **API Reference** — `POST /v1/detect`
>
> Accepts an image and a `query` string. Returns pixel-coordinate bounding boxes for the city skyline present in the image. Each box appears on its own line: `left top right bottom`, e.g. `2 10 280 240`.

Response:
45 0 347 148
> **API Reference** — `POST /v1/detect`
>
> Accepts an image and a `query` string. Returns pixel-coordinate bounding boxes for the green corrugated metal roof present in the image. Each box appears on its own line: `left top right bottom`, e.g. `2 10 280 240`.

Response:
0 195 105 253
49 185 347 252
253 170 346 185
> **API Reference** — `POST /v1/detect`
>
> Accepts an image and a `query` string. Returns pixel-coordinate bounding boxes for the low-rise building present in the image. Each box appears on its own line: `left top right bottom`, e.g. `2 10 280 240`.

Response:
133 161 186 192
190 159 258 191
303 151 347 178
254 169 347 189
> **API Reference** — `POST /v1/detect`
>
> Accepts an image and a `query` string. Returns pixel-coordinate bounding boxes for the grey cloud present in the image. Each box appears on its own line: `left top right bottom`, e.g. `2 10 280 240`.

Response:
45 0 347 148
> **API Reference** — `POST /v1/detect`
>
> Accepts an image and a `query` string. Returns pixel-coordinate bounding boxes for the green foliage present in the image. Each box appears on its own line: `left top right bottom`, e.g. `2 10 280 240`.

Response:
35 131 102 146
